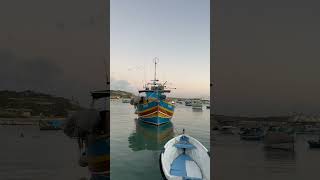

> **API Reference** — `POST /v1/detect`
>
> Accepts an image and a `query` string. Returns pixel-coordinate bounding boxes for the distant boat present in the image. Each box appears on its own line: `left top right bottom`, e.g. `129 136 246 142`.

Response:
308 137 320 148
185 100 192 106
39 119 64 130
160 130 210 180
135 59 175 126
122 98 130 103
264 126 295 151
192 99 202 110
176 101 183 104
240 127 265 140
219 126 235 134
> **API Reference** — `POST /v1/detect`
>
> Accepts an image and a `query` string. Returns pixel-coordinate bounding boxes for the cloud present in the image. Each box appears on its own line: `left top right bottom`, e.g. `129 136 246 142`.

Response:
110 77 137 94
0 49 94 107
0 49 64 92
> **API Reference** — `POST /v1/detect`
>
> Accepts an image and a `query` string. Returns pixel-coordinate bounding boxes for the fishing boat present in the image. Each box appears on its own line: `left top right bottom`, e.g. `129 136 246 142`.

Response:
192 99 203 110
308 137 320 148
219 126 236 134
64 89 110 179
135 59 175 125
160 130 210 180
122 98 131 103
177 101 183 104
185 100 192 106
39 118 64 130
239 127 265 140
264 126 295 151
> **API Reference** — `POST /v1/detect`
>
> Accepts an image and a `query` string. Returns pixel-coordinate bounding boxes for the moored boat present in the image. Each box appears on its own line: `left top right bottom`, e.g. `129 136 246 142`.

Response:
219 126 236 134
136 59 175 126
192 99 203 110
63 89 110 179
239 127 264 140
264 126 295 151
122 98 131 103
160 130 210 180
308 137 320 148
39 118 64 130
185 100 192 106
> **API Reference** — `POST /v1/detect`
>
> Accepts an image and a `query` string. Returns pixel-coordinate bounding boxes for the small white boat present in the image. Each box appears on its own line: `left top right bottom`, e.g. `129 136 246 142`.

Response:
122 98 131 103
160 131 210 180
192 100 202 110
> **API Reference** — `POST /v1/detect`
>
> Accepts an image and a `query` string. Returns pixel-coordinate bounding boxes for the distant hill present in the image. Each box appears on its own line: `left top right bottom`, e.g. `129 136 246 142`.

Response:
0 90 83 118
110 90 135 98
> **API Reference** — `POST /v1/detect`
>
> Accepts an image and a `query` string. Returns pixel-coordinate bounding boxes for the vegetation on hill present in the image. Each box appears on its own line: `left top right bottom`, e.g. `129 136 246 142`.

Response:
110 90 135 98
0 90 83 117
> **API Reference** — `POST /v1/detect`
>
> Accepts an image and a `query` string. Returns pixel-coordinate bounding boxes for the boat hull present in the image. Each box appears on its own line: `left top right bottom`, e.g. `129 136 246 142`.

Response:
308 141 320 148
137 99 174 126
264 132 295 151
160 134 210 180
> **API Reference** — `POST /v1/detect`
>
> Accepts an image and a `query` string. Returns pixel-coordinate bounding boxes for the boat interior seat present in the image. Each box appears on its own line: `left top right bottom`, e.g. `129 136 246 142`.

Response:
170 154 202 180
174 136 196 149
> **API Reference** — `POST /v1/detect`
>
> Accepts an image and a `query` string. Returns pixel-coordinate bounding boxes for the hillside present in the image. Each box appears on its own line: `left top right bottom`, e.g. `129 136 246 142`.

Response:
0 90 83 118
110 90 135 98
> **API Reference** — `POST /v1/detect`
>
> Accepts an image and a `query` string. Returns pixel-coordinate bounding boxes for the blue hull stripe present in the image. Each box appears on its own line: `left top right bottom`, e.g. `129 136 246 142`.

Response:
140 117 170 125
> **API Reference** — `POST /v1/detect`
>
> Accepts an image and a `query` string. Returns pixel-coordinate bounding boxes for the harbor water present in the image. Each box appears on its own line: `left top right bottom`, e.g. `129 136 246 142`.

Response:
0 125 89 180
110 101 210 180
213 130 320 180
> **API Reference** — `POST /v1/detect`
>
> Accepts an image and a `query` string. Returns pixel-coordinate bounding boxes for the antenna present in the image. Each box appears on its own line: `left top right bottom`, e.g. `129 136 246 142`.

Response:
103 58 109 89
153 57 159 82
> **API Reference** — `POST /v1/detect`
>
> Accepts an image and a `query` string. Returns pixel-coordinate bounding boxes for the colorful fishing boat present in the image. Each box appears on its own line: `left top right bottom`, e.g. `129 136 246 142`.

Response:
135 59 175 125
63 89 110 180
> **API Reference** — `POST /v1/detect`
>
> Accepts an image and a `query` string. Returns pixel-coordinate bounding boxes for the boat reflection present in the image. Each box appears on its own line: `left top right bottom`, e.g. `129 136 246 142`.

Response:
264 148 296 161
128 119 174 151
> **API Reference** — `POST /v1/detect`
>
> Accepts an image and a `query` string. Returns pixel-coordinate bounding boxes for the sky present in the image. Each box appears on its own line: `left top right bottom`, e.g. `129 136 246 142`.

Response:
0 0 108 107
110 0 210 99
213 0 320 116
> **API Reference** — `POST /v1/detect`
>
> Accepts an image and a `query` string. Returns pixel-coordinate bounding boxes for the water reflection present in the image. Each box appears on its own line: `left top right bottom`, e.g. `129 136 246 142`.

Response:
128 119 174 151
264 149 296 161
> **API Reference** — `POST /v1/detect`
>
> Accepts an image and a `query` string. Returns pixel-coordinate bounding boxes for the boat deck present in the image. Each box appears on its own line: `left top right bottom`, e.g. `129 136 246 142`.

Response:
170 154 202 180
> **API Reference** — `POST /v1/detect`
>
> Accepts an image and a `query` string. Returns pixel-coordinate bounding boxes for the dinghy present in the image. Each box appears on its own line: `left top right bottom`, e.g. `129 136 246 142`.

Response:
160 131 210 180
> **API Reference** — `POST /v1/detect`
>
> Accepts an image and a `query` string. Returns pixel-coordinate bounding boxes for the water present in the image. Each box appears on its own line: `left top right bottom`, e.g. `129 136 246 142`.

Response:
213 131 320 180
0 125 89 180
110 101 210 180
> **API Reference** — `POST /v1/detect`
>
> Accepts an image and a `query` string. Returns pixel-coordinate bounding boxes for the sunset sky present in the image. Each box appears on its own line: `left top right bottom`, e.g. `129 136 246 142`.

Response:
110 0 210 99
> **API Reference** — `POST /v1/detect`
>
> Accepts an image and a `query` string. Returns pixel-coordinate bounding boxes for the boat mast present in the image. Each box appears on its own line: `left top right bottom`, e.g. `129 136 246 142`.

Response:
153 57 159 84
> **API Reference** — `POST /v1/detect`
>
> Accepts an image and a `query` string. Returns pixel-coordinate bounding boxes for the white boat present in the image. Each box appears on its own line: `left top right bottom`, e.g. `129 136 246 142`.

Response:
192 100 202 110
122 98 131 103
160 132 210 180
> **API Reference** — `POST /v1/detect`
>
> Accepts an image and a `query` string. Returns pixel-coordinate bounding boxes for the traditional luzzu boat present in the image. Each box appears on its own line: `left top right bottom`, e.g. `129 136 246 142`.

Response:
135 59 175 126
64 89 110 180
160 130 210 180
